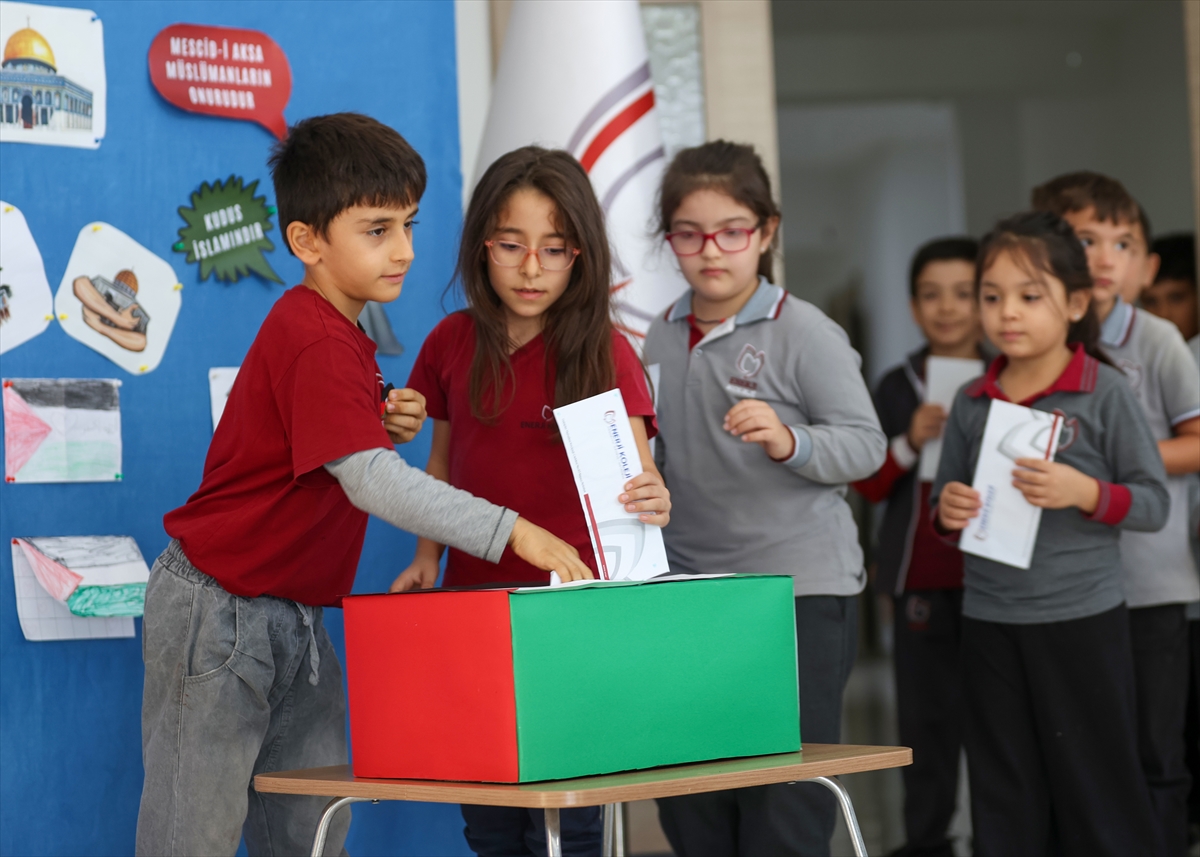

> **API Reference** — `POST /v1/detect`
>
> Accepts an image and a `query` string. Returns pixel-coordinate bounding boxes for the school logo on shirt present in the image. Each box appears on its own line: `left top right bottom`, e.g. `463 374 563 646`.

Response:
1117 359 1144 393
727 343 765 396
1051 409 1080 452
520 404 555 430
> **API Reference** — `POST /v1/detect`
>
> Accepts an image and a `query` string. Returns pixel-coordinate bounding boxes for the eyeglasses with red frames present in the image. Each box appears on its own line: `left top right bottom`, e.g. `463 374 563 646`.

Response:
665 226 761 256
485 240 581 272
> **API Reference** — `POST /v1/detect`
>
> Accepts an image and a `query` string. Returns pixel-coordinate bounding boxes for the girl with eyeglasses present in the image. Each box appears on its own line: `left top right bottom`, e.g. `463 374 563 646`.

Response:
645 141 886 857
392 146 668 856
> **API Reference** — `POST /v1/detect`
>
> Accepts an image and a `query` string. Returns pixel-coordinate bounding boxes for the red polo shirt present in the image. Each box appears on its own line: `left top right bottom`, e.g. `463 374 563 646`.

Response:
164 286 394 606
407 312 657 587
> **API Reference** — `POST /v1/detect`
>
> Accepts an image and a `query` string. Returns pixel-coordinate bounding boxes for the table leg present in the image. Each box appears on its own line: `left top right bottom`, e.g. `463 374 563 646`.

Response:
602 803 614 857
545 807 562 857
808 776 868 857
310 796 374 857
612 801 625 857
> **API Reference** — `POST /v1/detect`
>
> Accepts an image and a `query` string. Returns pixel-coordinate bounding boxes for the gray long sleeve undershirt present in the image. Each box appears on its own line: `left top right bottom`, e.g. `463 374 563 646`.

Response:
324 448 517 563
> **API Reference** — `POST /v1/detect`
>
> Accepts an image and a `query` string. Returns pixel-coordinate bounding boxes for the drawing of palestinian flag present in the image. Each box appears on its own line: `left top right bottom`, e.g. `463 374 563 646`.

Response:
2 378 122 483
12 536 149 617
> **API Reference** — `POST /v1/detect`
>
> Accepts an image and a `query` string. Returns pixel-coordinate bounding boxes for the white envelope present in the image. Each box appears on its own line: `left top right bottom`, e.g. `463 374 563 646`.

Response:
553 388 670 583
918 356 985 482
959 399 1064 569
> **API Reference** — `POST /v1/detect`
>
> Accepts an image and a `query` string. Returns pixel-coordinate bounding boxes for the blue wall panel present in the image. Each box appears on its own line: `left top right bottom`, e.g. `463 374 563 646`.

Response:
0 2 469 854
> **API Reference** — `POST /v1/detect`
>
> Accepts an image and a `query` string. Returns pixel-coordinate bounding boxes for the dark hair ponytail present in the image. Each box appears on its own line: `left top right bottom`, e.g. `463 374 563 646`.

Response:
976 211 1114 366
657 140 781 282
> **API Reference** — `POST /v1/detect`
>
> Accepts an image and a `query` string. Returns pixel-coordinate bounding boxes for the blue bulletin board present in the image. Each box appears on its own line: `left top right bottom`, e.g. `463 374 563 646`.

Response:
0 2 469 854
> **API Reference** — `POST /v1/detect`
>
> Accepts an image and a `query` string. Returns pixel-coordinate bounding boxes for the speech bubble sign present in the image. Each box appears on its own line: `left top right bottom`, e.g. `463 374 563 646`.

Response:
148 23 291 139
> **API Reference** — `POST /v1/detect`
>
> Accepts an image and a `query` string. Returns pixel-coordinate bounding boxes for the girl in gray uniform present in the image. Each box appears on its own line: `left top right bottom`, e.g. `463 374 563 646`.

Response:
645 141 886 857
935 212 1168 855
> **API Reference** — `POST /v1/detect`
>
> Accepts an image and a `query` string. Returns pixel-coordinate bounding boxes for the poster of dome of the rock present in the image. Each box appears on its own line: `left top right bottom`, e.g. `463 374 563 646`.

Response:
0 1 106 149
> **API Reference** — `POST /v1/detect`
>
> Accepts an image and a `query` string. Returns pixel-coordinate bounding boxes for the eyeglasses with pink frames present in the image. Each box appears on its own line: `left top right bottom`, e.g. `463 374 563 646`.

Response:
485 240 581 272
665 226 761 256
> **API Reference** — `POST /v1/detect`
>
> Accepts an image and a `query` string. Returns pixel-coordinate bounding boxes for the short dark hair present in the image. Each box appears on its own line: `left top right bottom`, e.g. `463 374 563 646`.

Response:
1030 171 1152 246
657 140 781 282
1152 232 1196 289
268 113 426 255
909 236 979 298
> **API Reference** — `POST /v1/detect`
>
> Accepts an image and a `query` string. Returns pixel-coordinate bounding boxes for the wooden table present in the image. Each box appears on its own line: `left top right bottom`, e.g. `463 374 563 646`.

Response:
254 743 911 857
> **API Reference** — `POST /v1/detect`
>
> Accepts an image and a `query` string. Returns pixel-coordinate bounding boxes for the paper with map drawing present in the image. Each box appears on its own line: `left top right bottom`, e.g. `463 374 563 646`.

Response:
959 399 1063 570
553 388 670 584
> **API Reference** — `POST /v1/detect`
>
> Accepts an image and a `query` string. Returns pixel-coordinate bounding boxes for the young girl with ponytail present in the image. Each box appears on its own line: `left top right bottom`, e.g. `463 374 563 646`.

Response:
934 211 1169 855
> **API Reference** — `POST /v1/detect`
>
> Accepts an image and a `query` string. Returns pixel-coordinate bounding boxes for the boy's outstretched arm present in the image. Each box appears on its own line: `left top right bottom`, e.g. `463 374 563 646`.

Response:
325 449 593 581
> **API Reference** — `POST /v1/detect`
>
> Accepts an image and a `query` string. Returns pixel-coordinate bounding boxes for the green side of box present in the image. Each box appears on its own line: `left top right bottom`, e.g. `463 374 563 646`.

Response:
508 575 800 782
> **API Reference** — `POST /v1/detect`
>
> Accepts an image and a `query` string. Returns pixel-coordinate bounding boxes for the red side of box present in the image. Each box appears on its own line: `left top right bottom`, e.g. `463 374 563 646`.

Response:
343 589 519 782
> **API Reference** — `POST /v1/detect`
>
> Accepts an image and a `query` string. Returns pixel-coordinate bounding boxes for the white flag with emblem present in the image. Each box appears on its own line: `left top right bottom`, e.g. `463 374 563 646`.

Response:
474 0 680 339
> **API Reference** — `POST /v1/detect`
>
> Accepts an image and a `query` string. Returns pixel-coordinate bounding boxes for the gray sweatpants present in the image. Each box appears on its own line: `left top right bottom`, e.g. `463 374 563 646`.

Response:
136 540 350 856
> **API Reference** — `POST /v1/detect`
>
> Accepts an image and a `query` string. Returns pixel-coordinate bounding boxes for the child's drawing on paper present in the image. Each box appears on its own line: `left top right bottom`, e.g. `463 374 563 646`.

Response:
55 222 181 374
0 1 107 149
73 269 149 351
2 377 121 482
0 202 53 354
9 536 147 641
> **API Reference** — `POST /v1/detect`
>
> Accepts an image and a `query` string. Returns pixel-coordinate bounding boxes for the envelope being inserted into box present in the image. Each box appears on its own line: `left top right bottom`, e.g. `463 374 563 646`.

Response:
959 399 1064 569
553 388 669 582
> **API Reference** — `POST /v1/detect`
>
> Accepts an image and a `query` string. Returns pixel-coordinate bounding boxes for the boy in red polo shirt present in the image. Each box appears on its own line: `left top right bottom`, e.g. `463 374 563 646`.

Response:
136 114 593 857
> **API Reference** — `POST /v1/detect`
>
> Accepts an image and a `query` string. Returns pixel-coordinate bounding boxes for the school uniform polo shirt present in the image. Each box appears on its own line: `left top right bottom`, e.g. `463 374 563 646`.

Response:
406 311 656 587
164 286 395 606
932 345 1170 624
1100 300 1200 607
643 279 886 596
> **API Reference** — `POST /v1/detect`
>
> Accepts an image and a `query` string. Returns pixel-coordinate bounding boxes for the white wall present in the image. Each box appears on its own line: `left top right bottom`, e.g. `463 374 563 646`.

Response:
779 103 967 381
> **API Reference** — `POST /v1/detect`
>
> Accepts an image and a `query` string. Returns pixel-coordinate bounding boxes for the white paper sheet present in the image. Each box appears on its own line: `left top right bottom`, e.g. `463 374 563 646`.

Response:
918 356 985 482
0 202 53 355
55 222 182 375
553 388 670 584
959 399 1064 569
208 367 239 431
10 537 143 641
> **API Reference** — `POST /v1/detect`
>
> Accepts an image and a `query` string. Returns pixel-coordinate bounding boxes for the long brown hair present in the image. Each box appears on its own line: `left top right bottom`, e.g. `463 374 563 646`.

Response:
976 211 1114 366
455 147 615 422
656 140 781 282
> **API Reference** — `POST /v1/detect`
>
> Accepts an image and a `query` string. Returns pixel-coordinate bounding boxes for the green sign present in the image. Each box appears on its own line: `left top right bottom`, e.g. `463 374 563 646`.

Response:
174 175 282 284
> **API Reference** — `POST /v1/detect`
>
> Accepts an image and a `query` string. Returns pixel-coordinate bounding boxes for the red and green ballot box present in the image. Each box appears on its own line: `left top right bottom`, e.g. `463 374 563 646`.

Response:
343 574 800 783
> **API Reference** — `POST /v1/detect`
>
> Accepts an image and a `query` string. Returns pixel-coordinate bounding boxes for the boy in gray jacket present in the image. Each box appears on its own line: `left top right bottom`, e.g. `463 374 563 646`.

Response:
645 141 885 857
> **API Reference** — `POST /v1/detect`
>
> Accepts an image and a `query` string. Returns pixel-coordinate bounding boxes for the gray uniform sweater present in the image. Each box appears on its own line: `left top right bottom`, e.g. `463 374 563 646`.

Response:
932 347 1169 624
1099 301 1200 607
643 280 886 596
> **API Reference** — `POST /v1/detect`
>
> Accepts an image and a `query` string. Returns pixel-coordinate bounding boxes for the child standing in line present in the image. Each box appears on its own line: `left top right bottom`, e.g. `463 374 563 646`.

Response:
644 141 886 857
853 237 983 857
935 211 1168 855
138 116 595 857
1142 233 1198 343
391 146 669 857
1032 173 1200 856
